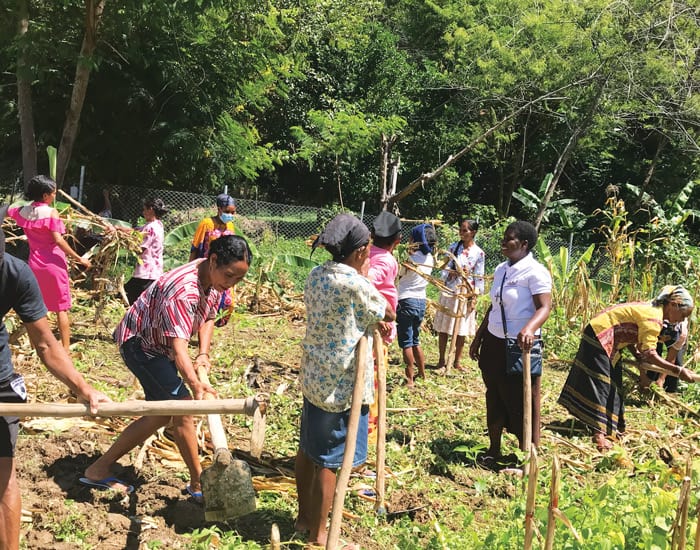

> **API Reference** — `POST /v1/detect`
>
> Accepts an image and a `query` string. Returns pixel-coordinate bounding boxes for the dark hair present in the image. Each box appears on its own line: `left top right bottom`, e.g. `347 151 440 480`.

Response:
209 234 253 267
372 232 400 248
25 175 56 202
506 220 538 251
144 197 168 218
424 225 437 246
460 219 479 232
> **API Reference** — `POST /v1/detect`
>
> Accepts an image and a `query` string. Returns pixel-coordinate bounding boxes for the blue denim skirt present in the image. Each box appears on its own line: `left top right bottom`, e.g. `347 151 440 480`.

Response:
299 397 369 469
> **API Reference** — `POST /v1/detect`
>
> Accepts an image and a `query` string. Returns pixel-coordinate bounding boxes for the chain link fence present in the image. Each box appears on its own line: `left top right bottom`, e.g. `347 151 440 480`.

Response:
102 184 605 277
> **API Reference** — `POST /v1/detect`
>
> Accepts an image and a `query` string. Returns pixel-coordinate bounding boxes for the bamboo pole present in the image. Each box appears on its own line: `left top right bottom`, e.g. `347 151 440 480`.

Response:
445 286 465 373
693 498 700 550
374 330 387 515
671 476 691 549
544 455 561 550
523 349 533 464
0 398 259 417
524 447 538 550
326 335 368 550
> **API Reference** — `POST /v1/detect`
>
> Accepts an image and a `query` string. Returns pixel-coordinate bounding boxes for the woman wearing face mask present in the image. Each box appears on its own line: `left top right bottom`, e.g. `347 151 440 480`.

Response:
189 194 237 261
189 194 237 326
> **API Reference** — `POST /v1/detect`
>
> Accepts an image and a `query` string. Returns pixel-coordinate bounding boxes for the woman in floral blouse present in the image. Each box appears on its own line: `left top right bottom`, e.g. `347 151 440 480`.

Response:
295 213 395 549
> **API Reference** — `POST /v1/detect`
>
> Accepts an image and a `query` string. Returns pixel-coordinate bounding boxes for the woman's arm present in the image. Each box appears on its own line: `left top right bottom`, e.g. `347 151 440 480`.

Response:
50 230 91 268
639 347 695 381
171 337 215 399
469 304 493 361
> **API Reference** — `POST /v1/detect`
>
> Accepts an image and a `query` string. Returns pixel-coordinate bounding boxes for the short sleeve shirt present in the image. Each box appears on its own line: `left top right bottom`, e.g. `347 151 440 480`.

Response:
114 260 221 358
397 251 434 300
0 254 48 380
487 253 552 338
190 217 235 259
133 219 164 280
301 261 387 412
442 242 485 294
589 302 663 358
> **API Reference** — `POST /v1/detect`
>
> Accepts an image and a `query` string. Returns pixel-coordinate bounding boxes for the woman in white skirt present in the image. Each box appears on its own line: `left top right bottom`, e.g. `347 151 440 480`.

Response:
434 219 485 371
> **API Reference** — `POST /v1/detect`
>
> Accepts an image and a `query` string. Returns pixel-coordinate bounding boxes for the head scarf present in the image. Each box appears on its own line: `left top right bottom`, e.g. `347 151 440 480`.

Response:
312 213 370 261
372 211 402 238
411 223 436 255
216 194 236 208
651 285 694 311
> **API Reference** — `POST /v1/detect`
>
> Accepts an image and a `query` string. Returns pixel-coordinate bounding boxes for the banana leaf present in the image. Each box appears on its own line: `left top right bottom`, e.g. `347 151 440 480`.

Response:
276 254 319 269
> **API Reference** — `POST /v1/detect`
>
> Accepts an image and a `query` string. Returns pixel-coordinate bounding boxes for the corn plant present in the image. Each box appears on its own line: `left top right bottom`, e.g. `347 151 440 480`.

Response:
535 238 597 327
593 187 639 302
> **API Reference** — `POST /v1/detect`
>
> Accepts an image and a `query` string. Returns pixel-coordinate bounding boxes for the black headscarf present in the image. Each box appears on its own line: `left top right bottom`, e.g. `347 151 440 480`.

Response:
312 213 370 261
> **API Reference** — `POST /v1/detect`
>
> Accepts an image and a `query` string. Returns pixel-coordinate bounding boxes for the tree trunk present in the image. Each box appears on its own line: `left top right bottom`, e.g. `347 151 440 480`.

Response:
16 0 37 189
534 80 607 230
55 0 107 187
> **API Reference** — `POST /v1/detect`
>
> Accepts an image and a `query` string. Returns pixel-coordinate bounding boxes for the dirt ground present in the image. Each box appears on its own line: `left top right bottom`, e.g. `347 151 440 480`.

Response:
12 300 457 550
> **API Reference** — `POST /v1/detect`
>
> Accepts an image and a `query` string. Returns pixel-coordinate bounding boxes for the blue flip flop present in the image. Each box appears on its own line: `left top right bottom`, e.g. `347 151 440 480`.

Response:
185 485 203 504
79 476 134 494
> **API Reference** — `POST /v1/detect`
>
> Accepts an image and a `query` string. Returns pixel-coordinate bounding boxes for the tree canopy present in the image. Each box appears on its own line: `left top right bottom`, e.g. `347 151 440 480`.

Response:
1 0 698 228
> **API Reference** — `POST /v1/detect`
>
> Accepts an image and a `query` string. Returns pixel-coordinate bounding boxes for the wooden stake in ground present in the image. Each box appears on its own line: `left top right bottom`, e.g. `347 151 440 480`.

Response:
326 334 368 550
671 475 691 549
524 447 538 550
544 455 561 550
445 285 466 374
269 523 280 550
374 330 387 515
522 348 533 464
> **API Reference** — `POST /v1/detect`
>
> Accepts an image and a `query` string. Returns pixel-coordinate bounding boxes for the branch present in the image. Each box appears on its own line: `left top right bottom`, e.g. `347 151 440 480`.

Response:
387 70 604 206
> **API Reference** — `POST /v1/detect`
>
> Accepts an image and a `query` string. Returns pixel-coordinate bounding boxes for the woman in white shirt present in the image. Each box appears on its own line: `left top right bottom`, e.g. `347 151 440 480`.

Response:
469 221 552 469
396 224 436 387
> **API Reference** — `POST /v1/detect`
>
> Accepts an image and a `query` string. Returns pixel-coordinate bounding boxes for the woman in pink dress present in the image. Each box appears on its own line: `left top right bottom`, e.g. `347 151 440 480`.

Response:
8 175 91 349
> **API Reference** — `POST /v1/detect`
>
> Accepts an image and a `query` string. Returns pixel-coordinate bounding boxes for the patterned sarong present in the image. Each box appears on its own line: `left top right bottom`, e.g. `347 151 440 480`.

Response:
558 324 625 436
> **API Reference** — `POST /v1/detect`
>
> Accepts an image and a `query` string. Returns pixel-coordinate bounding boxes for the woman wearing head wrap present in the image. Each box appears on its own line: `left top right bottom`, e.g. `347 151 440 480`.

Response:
189 193 237 326
396 224 437 386
296 213 395 548
558 285 697 451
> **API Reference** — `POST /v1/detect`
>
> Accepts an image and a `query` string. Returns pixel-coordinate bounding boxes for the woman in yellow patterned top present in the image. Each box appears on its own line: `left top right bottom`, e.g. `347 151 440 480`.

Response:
189 194 237 326
558 286 696 451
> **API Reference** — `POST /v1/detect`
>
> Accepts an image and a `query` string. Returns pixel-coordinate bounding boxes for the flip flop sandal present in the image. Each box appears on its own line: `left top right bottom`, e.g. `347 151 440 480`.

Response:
184 485 204 504
79 476 134 494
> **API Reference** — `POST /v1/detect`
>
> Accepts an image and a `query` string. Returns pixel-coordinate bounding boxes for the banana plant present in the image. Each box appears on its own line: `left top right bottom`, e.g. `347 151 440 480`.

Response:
536 237 597 323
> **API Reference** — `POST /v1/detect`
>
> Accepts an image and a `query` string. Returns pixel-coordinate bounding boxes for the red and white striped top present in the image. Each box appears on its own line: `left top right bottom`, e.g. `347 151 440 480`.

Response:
114 260 221 358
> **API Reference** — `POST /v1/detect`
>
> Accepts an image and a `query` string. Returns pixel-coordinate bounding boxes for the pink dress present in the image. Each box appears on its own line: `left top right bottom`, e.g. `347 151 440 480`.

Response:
8 203 71 312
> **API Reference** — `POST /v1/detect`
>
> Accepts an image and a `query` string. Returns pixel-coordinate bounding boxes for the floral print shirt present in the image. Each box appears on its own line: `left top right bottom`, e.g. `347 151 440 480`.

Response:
301 261 387 412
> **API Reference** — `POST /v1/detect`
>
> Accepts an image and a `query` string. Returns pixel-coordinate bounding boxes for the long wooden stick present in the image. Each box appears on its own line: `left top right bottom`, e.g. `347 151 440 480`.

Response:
544 455 561 550
524 447 538 550
523 349 533 463
326 334 368 550
197 367 231 464
374 330 387 515
0 398 259 417
672 476 691 549
445 286 465 373
693 497 700 550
